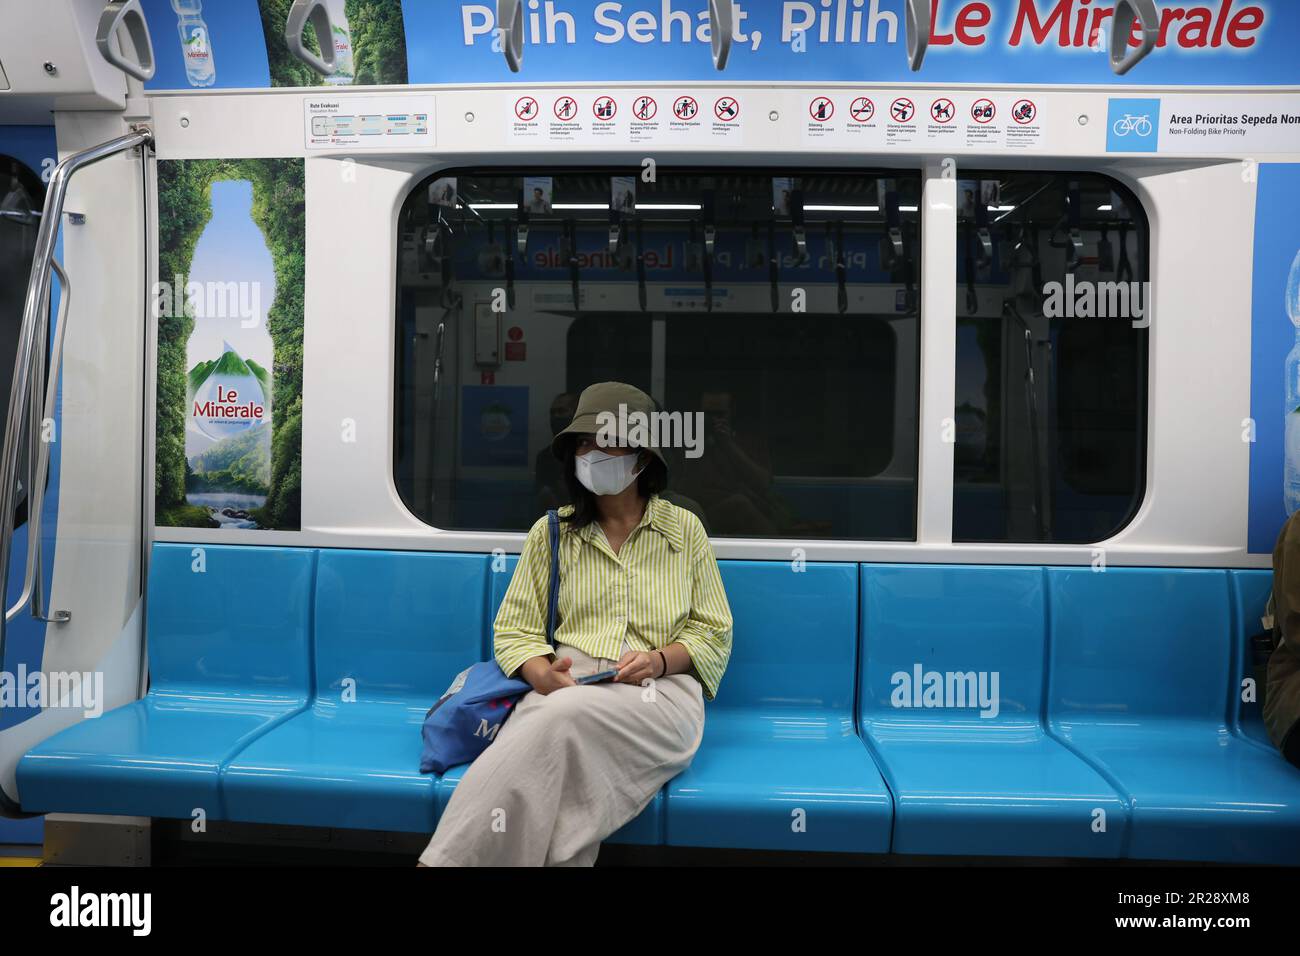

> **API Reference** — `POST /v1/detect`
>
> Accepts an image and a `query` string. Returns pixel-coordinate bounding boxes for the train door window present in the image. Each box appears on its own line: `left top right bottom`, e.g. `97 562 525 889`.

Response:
395 168 922 538
0 156 45 526
953 172 1149 543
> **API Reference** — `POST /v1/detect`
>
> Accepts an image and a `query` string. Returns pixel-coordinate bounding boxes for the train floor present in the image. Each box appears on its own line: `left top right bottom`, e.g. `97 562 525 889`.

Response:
3 825 1238 867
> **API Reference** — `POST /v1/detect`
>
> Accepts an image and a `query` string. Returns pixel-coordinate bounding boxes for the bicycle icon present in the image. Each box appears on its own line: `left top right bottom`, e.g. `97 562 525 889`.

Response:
1112 113 1153 137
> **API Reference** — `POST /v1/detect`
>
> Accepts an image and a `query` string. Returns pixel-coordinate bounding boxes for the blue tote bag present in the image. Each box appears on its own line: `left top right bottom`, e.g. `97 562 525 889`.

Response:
419 510 560 774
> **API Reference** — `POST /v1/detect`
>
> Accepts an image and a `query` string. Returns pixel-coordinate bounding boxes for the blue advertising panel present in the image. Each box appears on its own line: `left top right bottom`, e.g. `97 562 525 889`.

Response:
1248 164 1300 555
407 0 1300 88
141 0 271 90
137 1 1300 91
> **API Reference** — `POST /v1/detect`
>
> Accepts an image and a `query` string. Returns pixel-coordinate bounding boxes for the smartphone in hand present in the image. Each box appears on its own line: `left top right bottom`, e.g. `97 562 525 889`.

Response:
576 668 619 685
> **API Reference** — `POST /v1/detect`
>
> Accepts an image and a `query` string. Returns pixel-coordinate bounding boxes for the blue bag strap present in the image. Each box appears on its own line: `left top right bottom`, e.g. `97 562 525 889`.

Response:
546 509 560 645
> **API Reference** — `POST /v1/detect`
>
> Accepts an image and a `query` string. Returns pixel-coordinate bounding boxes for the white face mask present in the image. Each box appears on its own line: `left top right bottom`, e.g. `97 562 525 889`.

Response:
575 449 645 496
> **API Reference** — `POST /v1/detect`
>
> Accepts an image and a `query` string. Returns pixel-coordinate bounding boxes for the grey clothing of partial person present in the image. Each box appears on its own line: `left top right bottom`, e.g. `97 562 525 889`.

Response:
419 640 705 866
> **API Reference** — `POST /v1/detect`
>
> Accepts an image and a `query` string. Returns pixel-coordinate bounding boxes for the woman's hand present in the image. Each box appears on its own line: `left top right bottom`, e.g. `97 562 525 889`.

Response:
520 655 578 695
615 650 664 685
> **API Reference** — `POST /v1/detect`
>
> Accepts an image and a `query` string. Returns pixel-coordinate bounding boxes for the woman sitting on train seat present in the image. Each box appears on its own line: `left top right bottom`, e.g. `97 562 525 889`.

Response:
418 381 734 866
1265 510 1300 769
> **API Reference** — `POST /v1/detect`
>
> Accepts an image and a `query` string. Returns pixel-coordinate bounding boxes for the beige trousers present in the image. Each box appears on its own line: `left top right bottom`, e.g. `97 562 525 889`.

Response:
419 642 706 866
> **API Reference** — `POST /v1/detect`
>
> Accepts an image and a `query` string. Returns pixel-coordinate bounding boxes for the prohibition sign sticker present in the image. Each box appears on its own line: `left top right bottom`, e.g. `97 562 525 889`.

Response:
593 96 617 120
890 97 915 122
849 97 875 122
632 95 658 121
1012 99 1037 124
971 98 997 123
809 96 834 121
930 97 955 123
672 95 700 120
514 96 538 121
553 96 578 121
714 96 739 121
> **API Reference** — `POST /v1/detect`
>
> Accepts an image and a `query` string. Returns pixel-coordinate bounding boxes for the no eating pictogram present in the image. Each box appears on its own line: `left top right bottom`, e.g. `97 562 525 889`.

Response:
593 96 617 120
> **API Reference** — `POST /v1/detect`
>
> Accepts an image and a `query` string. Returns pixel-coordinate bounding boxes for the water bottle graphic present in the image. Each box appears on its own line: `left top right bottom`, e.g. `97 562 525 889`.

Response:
172 0 215 88
1285 249 1300 514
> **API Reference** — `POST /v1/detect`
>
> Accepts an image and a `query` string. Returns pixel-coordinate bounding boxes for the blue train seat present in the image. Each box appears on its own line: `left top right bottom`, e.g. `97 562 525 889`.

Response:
1048 568 1300 864
17 544 315 820
1230 570 1277 752
665 561 893 854
221 550 489 833
859 565 1128 858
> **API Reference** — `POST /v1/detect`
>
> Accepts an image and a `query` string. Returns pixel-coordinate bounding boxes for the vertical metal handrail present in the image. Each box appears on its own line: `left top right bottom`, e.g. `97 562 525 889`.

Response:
0 128 153 662
27 260 72 624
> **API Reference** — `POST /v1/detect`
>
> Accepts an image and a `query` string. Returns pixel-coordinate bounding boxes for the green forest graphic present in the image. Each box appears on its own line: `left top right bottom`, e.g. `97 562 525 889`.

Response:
259 0 409 87
156 158 304 530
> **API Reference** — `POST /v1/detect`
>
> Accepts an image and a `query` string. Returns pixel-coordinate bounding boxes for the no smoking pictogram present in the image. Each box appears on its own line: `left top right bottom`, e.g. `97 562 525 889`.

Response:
849 97 875 122
890 97 915 122
633 95 658 121
514 96 538 121
553 96 578 121
810 97 834 122
1012 99 1037 124
593 96 617 120
930 98 955 123
971 98 996 124
714 97 739 122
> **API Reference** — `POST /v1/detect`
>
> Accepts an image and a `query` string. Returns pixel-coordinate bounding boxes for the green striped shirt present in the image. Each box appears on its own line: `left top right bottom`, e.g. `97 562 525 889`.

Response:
494 494 734 700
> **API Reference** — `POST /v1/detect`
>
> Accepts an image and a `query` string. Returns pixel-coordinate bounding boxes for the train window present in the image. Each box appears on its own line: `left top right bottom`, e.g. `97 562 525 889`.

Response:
0 156 45 527
953 172 1149 543
395 168 922 539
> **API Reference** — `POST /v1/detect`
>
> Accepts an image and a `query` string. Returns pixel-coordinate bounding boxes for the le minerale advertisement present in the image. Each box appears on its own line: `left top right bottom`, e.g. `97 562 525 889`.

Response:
155 158 305 531
139 1 1299 90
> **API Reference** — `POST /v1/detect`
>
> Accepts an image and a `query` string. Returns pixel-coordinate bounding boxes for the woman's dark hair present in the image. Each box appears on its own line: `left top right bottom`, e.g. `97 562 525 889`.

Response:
556 436 668 531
